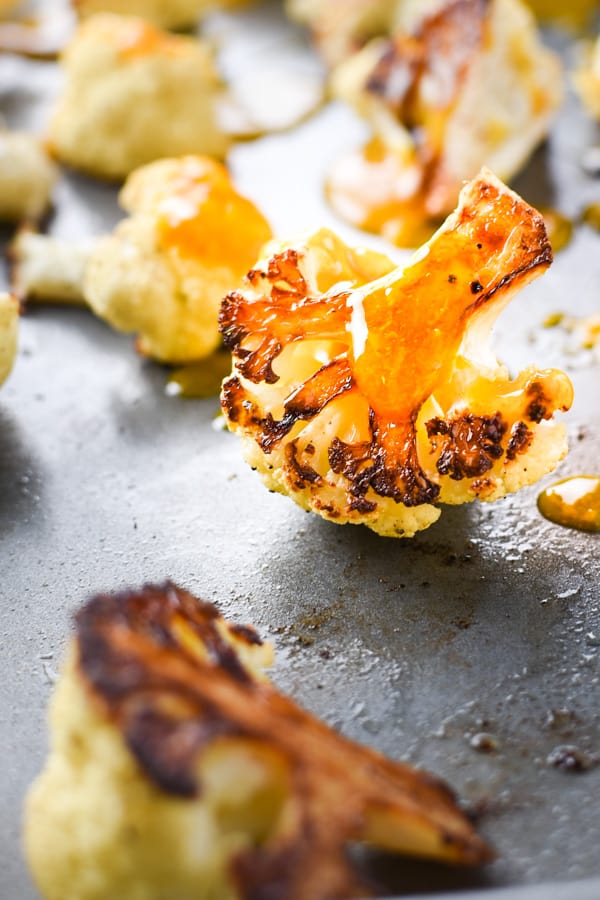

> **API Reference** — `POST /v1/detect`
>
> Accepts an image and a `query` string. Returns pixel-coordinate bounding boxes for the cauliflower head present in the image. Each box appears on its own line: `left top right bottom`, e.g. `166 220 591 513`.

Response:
0 131 56 223
25 582 490 900
220 170 573 538
83 155 272 363
48 14 229 181
0 292 18 386
328 0 562 246
73 0 249 30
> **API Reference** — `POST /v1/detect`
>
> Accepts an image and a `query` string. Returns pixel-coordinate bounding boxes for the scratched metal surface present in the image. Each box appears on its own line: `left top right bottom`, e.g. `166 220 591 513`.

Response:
0 4 599 899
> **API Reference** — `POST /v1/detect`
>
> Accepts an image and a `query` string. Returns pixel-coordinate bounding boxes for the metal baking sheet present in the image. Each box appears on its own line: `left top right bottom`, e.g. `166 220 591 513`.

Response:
0 4 599 898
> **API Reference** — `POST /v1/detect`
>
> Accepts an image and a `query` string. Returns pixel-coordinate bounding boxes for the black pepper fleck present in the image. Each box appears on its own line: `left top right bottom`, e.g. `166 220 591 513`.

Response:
470 281 483 294
448 274 457 284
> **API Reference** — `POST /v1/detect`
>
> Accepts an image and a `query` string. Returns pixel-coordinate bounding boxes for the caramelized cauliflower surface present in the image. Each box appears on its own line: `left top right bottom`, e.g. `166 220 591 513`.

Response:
83 155 272 362
0 131 56 223
25 582 491 900
73 0 248 30
48 14 229 181
220 170 573 538
328 0 562 247
0 292 18 386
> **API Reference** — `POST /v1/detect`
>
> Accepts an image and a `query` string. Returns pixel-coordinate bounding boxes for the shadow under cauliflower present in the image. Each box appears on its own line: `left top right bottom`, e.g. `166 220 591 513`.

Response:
220 169 573 538
24 582 491 900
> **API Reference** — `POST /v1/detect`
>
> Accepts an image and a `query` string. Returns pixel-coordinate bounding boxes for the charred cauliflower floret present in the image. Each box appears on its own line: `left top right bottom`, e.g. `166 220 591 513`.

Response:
48 14 229 181
0 292 18 386
0 131 56 223
220 170 573 538
73 0 248 30
83 155 272 362
327 0 562 247
574 35 600 120
25 582 491 900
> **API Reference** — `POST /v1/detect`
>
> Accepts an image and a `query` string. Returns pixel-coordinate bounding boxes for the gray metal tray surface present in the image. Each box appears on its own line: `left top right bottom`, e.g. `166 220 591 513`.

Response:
0 4 599 899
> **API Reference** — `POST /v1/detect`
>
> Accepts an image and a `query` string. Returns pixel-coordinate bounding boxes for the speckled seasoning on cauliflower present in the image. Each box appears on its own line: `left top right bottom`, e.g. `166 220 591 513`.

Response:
0 292 18 386
83 155 272 362
24 582 491 900
48 14 230 180
327 0 562 247
220 170 573 538
73 0 249 30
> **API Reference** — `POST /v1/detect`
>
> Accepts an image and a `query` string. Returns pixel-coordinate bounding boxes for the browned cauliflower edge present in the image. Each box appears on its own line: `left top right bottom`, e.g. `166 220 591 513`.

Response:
24 582 492 900
219 170 573 538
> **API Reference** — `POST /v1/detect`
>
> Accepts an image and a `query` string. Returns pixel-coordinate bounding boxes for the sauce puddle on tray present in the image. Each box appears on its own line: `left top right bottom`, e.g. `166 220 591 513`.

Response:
538 475 600 532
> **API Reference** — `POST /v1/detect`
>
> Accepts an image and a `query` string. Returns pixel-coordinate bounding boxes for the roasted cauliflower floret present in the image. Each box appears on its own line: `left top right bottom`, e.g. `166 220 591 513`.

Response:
73 0 248 30
83 155 272 362
328 0 562 247
48 14 229 181
25 582 491 900
0 292 18 386
574 35 600 120
0 131 56 223
220 170 573 538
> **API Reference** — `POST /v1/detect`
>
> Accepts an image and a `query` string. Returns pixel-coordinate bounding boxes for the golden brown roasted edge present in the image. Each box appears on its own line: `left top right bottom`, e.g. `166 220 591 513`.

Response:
74 581 493 899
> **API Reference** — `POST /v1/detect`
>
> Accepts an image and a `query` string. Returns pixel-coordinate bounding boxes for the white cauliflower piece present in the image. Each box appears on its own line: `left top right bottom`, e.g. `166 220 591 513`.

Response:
328 0 562 246
83 155 272 362
0 292 18 386
220 170 573 538
73 0 248 30
285 0 397 65
10 229 90 305
0 131 56 223
25 582 491 900
48 14 229 181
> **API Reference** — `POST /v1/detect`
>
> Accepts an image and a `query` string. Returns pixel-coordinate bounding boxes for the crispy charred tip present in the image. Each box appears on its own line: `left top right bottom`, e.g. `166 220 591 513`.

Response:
70 582 492 897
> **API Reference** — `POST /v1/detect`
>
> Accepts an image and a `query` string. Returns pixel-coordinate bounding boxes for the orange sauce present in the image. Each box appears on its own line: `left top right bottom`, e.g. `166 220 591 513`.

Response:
166 351 232 399
325 139 438 249
155 158 272 270
538 476 600 532
116 18 185 59
351 183 547 421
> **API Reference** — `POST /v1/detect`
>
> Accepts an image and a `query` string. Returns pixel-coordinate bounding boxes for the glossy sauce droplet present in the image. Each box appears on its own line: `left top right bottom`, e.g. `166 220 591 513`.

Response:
582 202 600 232
538 475 600 532
166 351 232 399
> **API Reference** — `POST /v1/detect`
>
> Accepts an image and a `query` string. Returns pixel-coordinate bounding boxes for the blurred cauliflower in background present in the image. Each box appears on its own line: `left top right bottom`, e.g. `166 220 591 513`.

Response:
83 155 272 362
73 0 250 30
574 34 600 120
220 170 573 538
326 0 562 247
0 293 18 387
48 14 229 180
25 581 492 900
0 130 56 223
